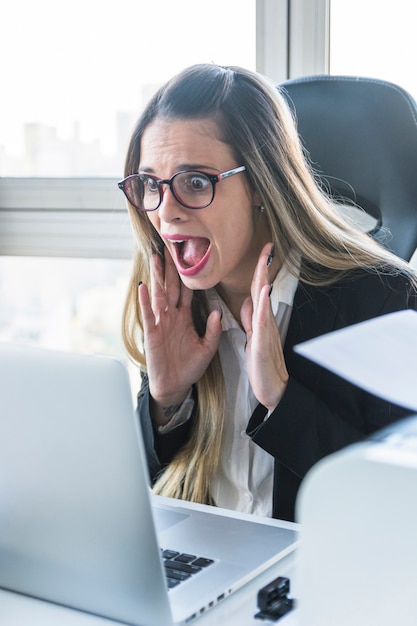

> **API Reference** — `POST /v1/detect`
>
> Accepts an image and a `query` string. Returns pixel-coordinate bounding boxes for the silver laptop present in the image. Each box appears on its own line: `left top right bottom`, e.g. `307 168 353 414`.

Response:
0 343 298 625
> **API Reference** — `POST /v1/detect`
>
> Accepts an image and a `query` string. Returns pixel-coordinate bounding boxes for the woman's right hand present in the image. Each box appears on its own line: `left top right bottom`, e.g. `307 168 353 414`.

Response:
138 249 222 426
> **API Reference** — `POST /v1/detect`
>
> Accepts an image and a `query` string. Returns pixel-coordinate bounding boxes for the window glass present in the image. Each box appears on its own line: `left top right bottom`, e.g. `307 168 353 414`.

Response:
330 0 417 101
0 0 256 373
0 256 129 355
0 256 142 392
1 0 256 177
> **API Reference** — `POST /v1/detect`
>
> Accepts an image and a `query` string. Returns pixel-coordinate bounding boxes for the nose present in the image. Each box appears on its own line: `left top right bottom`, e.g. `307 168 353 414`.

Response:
157 185 188 223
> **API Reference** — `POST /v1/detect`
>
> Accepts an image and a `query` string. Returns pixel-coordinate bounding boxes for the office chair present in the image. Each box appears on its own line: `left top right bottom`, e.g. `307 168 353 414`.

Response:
279 75 417 261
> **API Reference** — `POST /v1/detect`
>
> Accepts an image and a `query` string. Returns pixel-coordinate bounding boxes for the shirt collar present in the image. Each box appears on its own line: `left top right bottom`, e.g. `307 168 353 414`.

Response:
206 289 239 331
269 256 300 316
206 255 300 331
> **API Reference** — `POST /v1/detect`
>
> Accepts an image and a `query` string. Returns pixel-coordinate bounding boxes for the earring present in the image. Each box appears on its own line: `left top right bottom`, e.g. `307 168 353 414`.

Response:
259 205 265 213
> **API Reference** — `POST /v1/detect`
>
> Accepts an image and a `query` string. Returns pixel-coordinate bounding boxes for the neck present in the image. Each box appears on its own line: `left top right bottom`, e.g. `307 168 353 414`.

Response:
216 283 249 323
216 255 282 323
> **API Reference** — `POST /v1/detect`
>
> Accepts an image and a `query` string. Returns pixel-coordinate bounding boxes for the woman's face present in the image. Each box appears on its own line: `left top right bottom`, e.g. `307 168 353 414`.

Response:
139 117 271 294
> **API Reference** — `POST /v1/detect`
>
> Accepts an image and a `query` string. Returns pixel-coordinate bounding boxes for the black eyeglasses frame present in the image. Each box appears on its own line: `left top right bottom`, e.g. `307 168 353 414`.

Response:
118 165 246 212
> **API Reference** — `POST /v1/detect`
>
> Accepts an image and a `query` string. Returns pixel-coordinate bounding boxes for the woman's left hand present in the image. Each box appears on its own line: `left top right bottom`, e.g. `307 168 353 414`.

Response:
240 242 289 411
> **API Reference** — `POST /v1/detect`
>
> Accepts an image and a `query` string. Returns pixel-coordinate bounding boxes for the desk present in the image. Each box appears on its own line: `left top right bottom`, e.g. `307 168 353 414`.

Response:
0 495 300 626
0 549 299 625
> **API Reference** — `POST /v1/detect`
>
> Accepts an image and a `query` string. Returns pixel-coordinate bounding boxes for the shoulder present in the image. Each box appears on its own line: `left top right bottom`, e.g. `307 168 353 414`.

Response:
286 266 416 353
295 265 417 325
336 267 416 304
300 260 416 295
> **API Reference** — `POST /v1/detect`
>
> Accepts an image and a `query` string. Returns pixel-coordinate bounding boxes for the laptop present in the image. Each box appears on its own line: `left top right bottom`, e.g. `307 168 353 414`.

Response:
0 343 298 626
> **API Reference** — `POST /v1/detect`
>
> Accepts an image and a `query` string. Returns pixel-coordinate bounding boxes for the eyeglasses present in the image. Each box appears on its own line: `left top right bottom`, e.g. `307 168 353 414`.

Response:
118 165 246 212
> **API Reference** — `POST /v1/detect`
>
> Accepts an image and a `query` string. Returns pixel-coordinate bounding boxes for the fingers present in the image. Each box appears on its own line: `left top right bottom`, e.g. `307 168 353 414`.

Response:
251 242 274 312
163 248 182 308
149 253 167 320
140 248 194 331
240 295 254 336
205 307 223 352
138 281 155 334
255 283 274 326
240 242 274 345
149 248 182 318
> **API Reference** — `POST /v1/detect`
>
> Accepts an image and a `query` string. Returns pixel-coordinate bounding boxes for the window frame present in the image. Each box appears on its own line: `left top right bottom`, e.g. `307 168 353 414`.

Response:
0 177 132 259
0 0 329 260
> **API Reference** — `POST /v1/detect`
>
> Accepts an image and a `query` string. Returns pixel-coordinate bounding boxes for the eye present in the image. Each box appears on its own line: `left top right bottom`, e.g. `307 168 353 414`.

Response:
182 172 211 193
139 174 159 194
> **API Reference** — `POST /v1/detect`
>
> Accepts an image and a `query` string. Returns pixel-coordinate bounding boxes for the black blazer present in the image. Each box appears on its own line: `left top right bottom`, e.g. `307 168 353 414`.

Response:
137 269 417 522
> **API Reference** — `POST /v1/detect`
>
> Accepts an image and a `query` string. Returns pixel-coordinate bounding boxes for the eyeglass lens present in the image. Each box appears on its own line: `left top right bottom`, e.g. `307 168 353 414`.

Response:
127 171 215 211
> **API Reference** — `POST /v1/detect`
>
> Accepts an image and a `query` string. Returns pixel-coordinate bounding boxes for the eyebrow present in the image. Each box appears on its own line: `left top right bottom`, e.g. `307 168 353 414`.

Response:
138 164 219 174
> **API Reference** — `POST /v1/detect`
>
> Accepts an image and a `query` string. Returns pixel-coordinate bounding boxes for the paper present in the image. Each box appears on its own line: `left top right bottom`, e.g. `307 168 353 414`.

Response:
294 309 417 411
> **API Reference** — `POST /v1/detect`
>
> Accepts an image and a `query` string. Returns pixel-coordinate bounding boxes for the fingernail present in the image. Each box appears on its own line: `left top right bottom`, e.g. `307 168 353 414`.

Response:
268 283 273 297
267 245 275 267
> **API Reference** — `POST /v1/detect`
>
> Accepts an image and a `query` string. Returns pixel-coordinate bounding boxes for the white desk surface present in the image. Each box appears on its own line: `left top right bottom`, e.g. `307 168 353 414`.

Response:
0 496 300 626
0 552 299 626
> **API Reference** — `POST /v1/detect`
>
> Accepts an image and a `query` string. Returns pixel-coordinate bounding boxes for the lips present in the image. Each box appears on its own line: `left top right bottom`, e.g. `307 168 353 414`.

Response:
164 235 211 276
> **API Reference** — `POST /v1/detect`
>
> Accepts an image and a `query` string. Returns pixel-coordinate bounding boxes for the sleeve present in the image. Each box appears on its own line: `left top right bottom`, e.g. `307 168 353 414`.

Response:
136 372 196 482
247 375 412 480
157 388 195 433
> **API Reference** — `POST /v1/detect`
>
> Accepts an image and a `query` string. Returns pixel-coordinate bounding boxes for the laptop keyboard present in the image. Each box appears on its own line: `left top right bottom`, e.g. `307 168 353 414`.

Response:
162 549 215 589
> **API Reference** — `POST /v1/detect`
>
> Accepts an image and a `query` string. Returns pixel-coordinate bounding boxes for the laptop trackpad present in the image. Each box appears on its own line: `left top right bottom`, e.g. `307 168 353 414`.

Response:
153 506 189 533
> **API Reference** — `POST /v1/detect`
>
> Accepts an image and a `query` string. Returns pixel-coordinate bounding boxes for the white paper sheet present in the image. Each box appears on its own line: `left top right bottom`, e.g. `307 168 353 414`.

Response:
294 309 417 410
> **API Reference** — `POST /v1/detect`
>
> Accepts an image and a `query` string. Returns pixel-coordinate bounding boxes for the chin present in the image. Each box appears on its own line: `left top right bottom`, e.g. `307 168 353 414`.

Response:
180 273 217 292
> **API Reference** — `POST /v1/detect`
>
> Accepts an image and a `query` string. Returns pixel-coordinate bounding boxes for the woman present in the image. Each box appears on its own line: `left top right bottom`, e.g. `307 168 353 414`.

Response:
118 64 417 521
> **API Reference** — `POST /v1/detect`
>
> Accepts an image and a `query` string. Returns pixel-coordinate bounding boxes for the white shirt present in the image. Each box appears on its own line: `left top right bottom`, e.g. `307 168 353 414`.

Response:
207 261 299 516
159 260 299 517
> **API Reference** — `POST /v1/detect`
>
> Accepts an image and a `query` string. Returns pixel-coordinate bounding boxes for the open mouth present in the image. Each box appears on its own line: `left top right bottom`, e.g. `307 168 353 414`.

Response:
173 237 211 269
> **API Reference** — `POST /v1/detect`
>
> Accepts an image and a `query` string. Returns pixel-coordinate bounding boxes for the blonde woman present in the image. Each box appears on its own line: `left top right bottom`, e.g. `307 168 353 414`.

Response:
118 64 417 521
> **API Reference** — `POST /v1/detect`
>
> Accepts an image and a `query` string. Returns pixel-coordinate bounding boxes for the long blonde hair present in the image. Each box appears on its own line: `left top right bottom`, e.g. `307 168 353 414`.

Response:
121 64 417 504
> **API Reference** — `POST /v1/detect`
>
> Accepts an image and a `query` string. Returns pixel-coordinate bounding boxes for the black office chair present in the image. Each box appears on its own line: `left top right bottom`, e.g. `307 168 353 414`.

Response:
279 75 417 261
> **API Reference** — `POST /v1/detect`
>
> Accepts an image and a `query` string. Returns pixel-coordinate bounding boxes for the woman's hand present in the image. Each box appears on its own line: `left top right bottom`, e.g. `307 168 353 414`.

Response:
240 242 289 412
139 249 222 426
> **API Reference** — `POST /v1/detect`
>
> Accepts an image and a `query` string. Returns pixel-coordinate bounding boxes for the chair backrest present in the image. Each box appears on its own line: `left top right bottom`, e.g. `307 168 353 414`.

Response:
279 75 417 261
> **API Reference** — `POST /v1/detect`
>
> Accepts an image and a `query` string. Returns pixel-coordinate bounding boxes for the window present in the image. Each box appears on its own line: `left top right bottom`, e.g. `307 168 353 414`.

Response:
0 0 260 383
0 255 140 391
1 0 257 177
330 0 417 101
0 256 129 355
